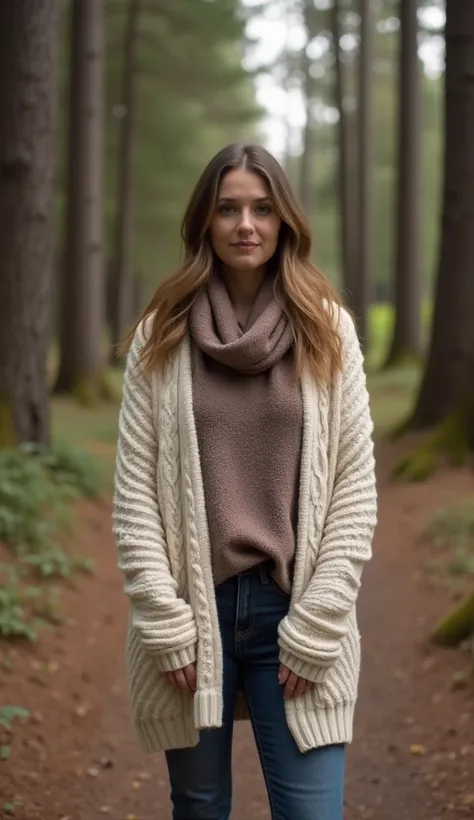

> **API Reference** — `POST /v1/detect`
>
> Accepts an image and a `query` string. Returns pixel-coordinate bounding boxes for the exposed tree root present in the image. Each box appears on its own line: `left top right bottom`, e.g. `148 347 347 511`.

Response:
431 593 474 646
392 407 472 481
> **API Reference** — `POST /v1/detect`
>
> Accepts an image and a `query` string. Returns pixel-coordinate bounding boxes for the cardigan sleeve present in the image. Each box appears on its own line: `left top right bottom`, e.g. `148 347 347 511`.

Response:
278 308 377 683
113 321 198 672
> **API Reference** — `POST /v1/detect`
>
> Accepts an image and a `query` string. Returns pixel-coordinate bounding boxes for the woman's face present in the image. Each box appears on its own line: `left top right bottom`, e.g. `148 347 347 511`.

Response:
209 168 281 274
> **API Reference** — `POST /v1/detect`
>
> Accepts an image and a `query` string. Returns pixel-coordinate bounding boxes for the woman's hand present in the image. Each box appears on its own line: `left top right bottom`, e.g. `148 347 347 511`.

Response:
165 663 197 694
279 663 314 699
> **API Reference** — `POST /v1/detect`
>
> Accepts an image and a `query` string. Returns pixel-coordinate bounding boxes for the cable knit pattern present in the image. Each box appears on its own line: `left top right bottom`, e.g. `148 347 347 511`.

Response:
113 305 377 754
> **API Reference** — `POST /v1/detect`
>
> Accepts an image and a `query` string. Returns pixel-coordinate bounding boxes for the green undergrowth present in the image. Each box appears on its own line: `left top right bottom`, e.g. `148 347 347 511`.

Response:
0 443 101 643
425 501 474 578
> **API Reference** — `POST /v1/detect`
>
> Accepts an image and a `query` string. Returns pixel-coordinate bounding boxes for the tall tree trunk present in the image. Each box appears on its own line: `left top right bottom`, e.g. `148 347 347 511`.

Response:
0 1 60 446
394 2 474 478
384 0 422 368
298 0 316 218
299 65 315 215
109 0 141 362
332 0 355 306
353 0 373 348
55 0 105 402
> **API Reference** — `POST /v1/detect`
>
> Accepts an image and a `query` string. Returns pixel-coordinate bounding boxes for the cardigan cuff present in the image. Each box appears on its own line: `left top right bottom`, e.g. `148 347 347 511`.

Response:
154 642 198 672
279 647 332 684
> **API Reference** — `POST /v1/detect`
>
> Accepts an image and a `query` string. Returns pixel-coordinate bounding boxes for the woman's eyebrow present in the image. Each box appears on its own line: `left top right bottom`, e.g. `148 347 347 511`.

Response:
217 196 272 203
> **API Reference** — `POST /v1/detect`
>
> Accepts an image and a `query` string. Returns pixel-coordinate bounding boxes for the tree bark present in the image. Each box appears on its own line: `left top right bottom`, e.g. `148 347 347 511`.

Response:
384 0 422 367
393 3 474 479
55 0 105 402
411 1 474 433
353 0 373 348
332 0 355 306
298 0 316 218
0 1 60 446
109 0 141 362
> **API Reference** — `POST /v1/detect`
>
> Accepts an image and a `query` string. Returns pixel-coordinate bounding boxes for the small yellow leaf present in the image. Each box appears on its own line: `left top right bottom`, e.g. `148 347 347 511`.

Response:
132 780 141 790
409 744 427 756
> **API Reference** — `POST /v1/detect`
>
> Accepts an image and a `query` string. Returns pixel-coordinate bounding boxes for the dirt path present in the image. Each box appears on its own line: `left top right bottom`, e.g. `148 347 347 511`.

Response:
1 445 474 819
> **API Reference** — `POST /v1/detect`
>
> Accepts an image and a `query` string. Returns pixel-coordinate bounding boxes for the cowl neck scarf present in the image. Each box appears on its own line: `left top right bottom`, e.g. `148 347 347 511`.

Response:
189 273 293 374
189 272 302 594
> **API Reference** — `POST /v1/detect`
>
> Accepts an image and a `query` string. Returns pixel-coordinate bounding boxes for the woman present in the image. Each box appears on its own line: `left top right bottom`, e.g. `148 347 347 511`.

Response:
113 142 377 820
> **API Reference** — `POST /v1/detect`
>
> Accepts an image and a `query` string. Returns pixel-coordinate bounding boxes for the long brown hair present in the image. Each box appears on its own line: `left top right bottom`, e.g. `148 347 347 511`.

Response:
125 142 343 382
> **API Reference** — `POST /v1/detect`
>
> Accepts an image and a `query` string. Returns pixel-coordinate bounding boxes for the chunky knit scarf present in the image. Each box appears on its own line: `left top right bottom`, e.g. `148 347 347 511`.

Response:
189 273 303 591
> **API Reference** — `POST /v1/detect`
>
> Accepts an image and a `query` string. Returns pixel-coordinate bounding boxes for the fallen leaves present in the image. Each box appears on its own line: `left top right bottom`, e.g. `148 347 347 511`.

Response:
74 702 92 718
87 766 99 778
410 744 427 756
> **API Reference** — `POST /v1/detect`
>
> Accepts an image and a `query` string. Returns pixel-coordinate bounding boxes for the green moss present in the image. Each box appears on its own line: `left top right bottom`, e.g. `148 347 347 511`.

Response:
393 402 472 482
72 378 100 407
382 347 423 372
58 369 119 407
431 592 474 646
0 394 18 448
98 370 119 403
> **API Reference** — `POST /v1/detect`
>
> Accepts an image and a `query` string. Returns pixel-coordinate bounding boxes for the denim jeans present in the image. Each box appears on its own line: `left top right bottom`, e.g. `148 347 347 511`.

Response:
165 564 345 820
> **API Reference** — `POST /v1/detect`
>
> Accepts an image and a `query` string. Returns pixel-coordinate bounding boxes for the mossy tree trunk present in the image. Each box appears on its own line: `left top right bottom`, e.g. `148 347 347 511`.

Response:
0 0 60 446
384 0 422 368
394 1 474 478
55 0 107 403
298 0 317 220
353 0 373 350
332 0 357 312
109 0 141 363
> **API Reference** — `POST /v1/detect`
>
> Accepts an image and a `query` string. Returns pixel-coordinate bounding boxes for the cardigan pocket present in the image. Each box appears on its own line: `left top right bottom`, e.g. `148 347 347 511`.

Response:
126 628 193 722
308 627 361 708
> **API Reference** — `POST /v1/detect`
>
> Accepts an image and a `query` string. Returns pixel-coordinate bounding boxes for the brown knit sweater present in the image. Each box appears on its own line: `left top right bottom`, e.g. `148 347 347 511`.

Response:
189 274 303 592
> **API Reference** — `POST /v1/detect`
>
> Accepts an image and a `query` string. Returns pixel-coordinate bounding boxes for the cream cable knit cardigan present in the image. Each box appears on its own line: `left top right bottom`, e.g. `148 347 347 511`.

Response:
112 305 377 755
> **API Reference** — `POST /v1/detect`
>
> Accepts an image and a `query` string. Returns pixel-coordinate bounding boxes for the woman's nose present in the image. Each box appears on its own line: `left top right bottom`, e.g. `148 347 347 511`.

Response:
237 209 254 232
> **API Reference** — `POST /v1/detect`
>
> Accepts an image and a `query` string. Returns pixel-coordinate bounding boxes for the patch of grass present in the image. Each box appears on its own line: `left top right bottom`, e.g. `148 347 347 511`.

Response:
425 502 474 577
0 444 100 570
363 303 429 436
0 444 101 642
51 376 121 490
0 706 30 731
367 301 432 370
367 363 421 436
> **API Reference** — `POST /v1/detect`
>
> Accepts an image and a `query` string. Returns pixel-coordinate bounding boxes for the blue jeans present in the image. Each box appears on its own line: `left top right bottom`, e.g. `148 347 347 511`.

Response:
165 564 345 820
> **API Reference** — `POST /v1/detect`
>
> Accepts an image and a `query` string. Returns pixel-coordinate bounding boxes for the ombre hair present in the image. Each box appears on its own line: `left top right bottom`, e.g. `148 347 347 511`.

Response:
125 142 343 382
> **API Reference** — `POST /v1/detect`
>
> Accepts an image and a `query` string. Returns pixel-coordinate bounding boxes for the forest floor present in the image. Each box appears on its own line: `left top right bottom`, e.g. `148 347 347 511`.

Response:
1 367 474 819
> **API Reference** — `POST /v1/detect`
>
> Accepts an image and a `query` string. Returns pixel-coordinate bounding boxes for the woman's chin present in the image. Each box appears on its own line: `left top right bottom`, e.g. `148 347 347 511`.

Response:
224 255 267 273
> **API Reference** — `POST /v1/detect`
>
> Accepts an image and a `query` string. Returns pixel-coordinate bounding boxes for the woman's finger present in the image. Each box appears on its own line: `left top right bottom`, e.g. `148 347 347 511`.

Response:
173 668 192 692
183 663 197 692
283 671 298 699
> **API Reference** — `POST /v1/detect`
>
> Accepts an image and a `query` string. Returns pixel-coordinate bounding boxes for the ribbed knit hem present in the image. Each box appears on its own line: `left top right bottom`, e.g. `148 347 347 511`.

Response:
279 648 332 684
194 689 223 729
136 714 198 753
153 643 197 672
287 701 355 753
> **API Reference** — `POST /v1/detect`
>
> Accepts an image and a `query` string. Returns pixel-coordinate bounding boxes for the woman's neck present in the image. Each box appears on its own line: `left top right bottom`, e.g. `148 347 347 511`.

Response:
221 266 266 327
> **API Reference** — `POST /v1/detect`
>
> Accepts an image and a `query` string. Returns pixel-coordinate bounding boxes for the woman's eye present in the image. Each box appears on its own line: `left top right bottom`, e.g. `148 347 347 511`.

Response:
255 205 272 215
217 204 236 215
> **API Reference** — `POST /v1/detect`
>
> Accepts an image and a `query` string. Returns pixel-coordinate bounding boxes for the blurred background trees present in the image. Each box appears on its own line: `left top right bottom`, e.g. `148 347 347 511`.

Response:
0 0 472 464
